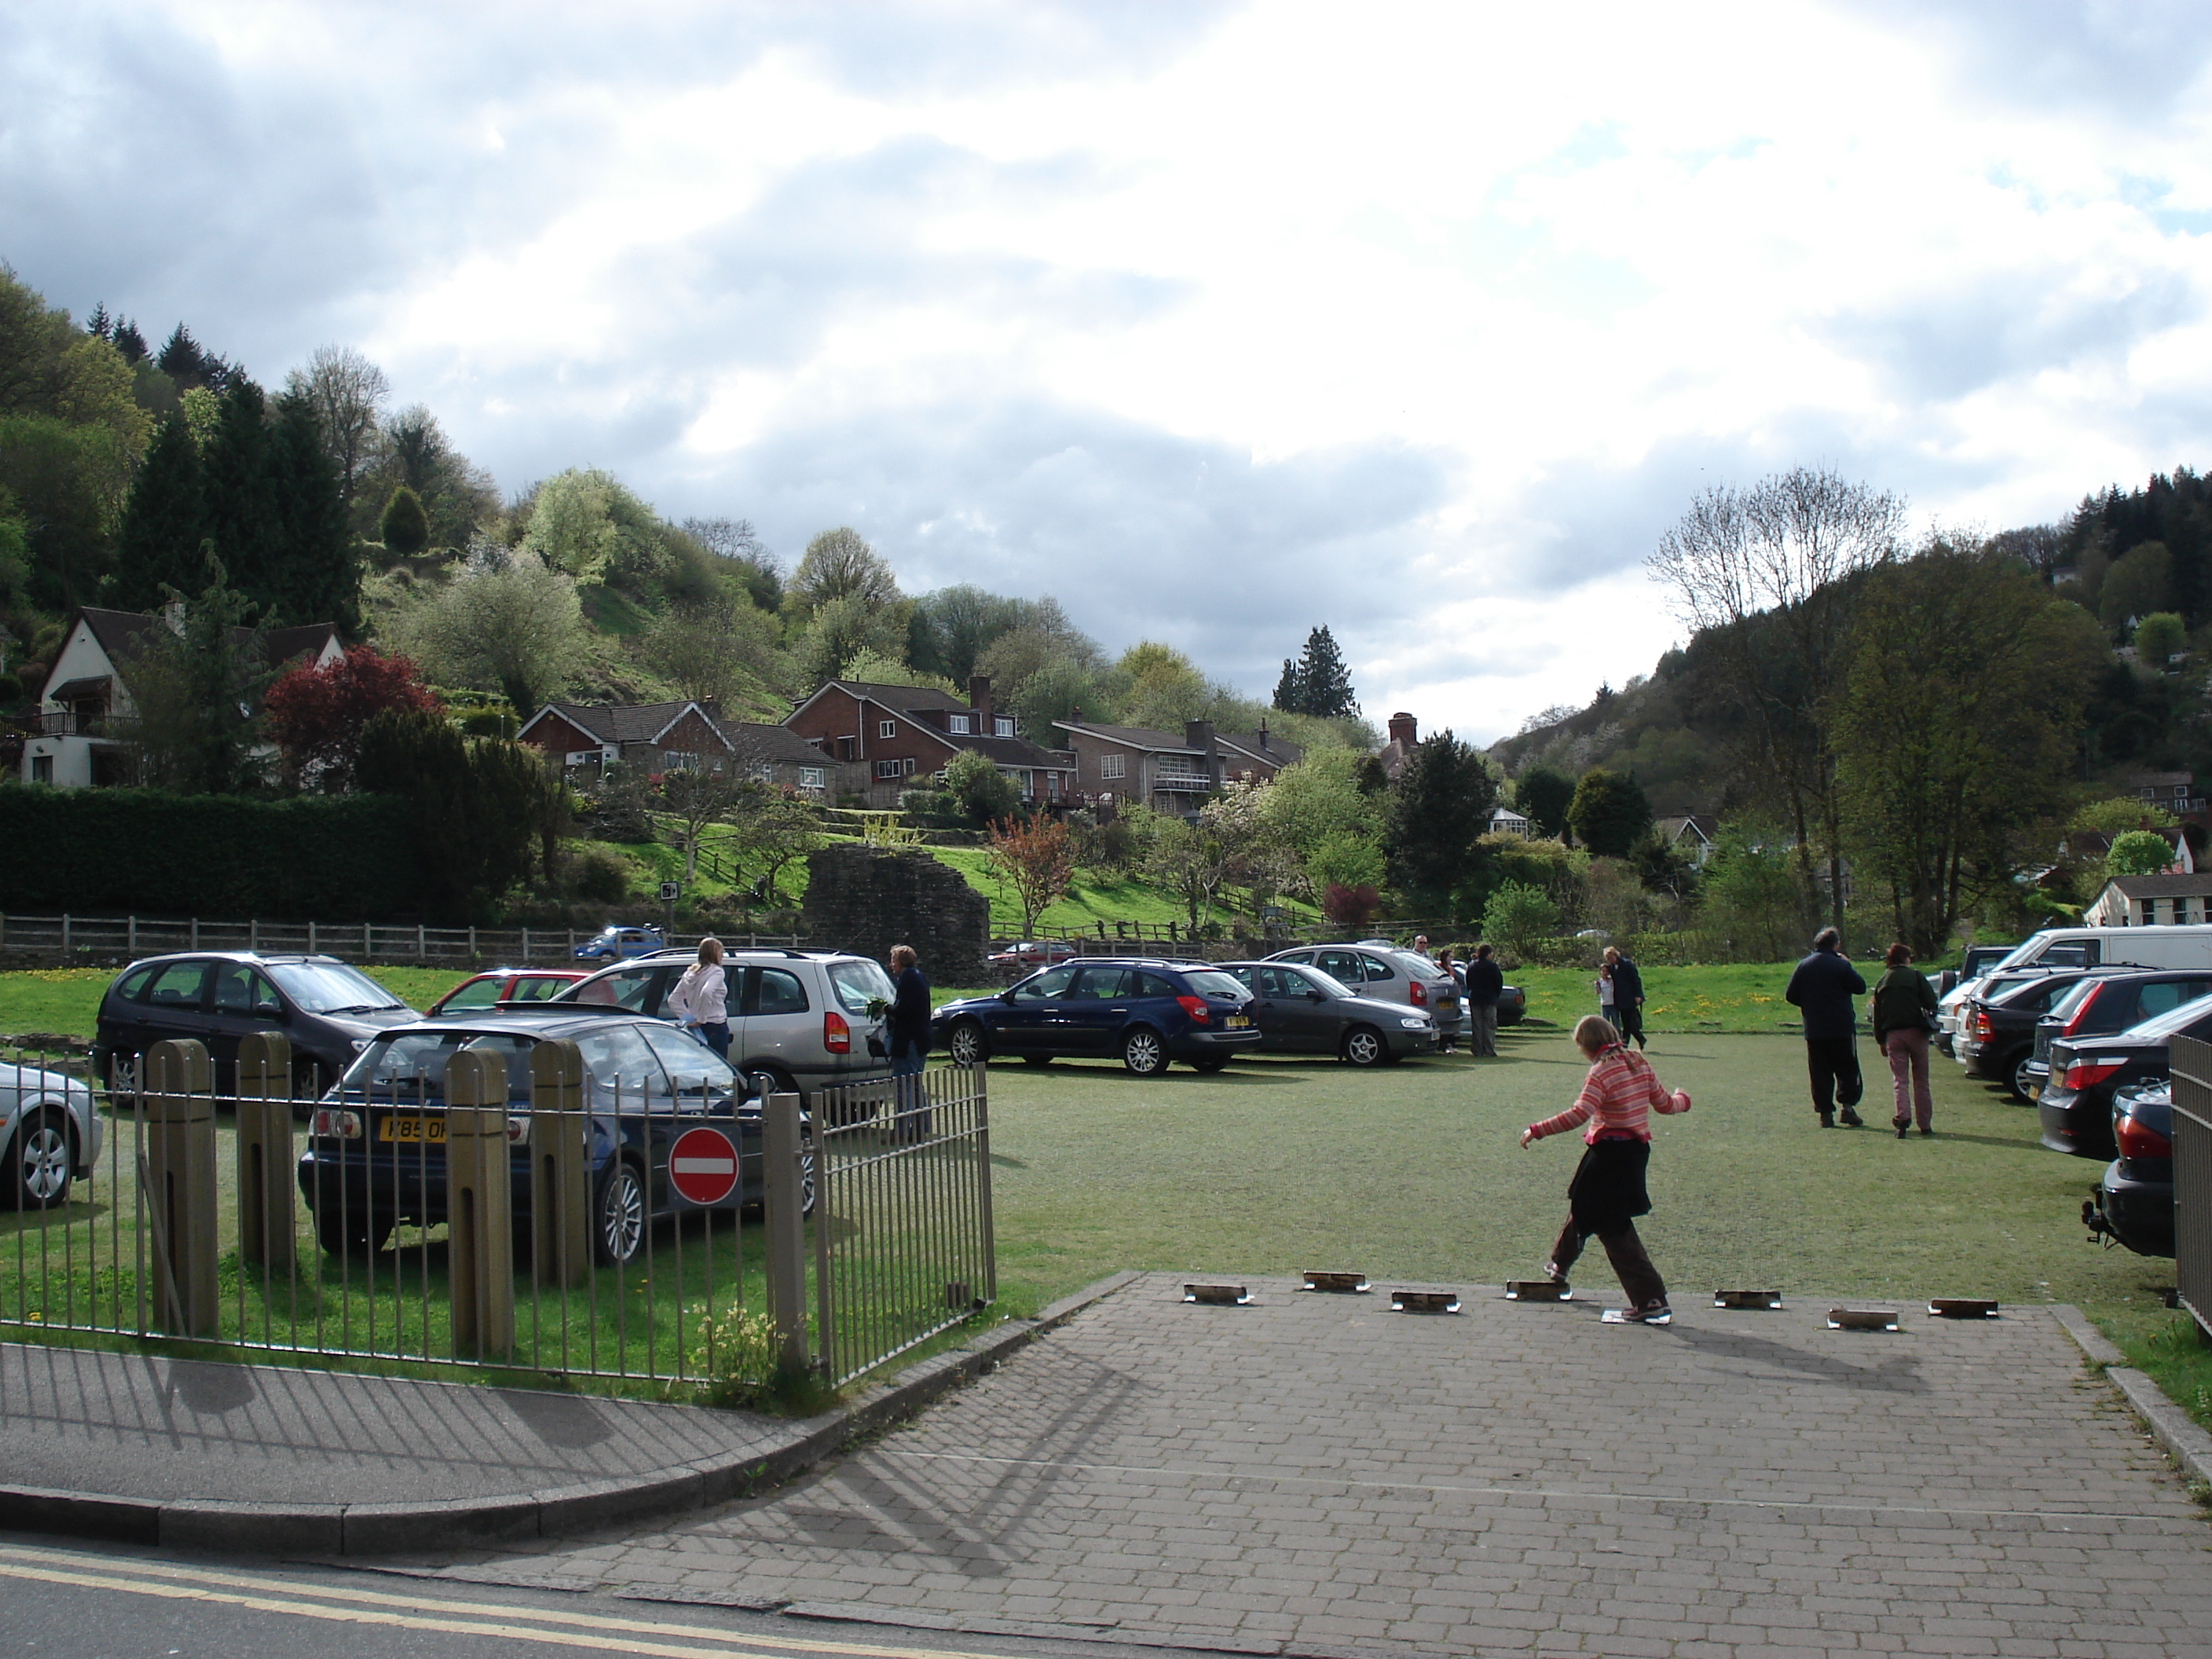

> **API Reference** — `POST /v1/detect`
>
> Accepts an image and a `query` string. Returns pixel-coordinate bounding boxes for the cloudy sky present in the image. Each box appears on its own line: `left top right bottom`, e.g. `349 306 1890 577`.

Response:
5 1 2210 742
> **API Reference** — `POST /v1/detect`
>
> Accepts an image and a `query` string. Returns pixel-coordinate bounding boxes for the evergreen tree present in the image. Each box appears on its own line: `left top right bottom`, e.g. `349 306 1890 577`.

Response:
268 390 359 629
86 303 110 340
1289 624 1358 719
111 319 147 364
1382 729 1496 912
1514 764 1576 840
156 323 228 390
200 379 285 620
379 485 430 557
111 413 207 611
1565 767 1654 859
1273 654 1302 713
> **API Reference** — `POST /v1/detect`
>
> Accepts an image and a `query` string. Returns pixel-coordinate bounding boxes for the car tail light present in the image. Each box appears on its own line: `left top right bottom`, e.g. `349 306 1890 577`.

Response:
506 1115 530 1144
2117 1115 2173 1160
2062 983 2104 1037
1176 994 1210 1022
1408 980 1428 1007
1972 1009 1994 1039
824 1009 851 1053
2064 1058 2123 1090
311 1108 361 1140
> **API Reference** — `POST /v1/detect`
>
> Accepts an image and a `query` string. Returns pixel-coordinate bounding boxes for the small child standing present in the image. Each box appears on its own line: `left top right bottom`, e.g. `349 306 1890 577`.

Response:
1520 1014 1692 1324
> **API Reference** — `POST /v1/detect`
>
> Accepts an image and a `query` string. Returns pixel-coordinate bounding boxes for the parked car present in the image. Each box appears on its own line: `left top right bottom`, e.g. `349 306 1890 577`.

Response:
547 947 897 1104
296 1010 805 1264
1936 942 2018 999
2082 1079 2174 1258
987 940 1079 970
3 1059 103 1209
92 953 419 1104
2039 994 2212 1157
932 958 1262 1075
1936 954 2090 1055
2023 970 2212 1097
1953 968 2133 1101
1213 960 1437 1064
426 967 590 1016
1265 944 1464 1045
1445 959 1528 1027
572 925 665 961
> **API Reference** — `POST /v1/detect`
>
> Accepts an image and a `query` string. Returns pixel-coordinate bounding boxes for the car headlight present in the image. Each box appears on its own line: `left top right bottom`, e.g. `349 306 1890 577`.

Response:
1400 1016 1430 1029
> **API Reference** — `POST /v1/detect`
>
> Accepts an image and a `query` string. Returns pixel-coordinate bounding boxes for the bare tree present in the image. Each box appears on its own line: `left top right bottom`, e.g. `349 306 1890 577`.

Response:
1647 465 1907 926
284 345 390 516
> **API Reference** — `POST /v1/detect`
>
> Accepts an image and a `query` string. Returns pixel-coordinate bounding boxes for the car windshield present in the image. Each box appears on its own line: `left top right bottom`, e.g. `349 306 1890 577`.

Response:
268 961 408 1015
827 958 896 1015
1183 970 1246 998
344 1031 534 1101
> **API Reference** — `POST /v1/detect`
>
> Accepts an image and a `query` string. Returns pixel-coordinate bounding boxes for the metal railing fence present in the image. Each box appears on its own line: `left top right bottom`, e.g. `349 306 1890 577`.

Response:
2172 1036 2212 1342
0 914 804 965
799 1067 995 1386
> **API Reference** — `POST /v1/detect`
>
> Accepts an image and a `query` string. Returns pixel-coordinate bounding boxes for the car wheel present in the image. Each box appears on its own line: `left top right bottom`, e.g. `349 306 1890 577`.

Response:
595 1159 648 1266
1122 1027 1166 1077
2005 1050 2036 1104
290 1060 324 1119
314 1206 391 1258
945 1020 988 1067
9 1108 72 1209
1342 1027 1386 1068
1190 1055 1230 1073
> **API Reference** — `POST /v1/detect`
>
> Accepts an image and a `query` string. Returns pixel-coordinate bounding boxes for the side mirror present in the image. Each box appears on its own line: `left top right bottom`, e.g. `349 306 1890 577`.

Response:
1306 990 1324 1002
998 989 1016 1003
254 1000 286 1020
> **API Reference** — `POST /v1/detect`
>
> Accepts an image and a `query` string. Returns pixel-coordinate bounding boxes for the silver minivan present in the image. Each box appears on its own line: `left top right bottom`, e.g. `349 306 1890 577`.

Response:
547 949 896 1102
1265 943 1464 1043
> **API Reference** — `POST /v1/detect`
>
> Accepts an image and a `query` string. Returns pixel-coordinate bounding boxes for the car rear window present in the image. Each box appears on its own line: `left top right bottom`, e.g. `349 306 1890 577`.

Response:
1183 971 1245 998
115 965 155 1002
348 1031 534 1101
755 968 809 1016
2115 990 2212 1041
827 959 895 1014
441 977 504 1009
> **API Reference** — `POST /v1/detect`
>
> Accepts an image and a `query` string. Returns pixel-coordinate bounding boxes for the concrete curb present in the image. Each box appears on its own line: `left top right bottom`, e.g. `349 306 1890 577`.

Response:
2052 1301 2212 1489
0 1268 1145 1558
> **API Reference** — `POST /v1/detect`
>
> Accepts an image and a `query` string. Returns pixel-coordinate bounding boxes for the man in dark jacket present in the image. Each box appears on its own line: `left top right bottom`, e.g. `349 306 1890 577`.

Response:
1785 927 1866 1127
1463 944 1504 1057
888 943 932 1138
1610 950 1646 1049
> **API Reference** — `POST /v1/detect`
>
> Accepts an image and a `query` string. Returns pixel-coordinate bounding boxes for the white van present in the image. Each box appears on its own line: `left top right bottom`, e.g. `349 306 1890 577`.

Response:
1935 925 2212 1053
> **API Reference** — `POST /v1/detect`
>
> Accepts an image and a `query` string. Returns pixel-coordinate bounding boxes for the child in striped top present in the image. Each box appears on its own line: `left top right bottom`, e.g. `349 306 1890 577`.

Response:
1519 1015 1692 1324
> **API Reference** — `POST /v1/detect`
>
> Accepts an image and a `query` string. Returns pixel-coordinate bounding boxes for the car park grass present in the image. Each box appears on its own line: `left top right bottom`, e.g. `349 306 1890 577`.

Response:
1509 961 1811 1032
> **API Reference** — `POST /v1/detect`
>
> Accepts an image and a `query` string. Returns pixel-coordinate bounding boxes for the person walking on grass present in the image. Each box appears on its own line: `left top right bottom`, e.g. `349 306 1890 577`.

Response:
1785 926 1867 1128
672 937 729 1058
1871 942 1939 1139
1607 946 1646 1050
888 943 932 1139
1463 943 1503 1057
1521 1014 1692 1325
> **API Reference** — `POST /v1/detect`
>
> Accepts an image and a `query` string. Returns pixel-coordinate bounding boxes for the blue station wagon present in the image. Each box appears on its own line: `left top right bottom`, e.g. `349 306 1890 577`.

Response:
932 959 1262 1076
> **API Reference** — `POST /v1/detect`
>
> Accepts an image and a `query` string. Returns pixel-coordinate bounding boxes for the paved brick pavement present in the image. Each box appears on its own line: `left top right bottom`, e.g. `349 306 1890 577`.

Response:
404 1274 2212 1657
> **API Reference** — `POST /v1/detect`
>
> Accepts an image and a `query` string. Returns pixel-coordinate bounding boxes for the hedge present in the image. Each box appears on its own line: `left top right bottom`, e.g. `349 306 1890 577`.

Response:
0 786 419 919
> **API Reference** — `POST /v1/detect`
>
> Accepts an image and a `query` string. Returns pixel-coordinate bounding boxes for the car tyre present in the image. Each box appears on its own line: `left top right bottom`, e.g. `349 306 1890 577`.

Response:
1122 1027 1167 1077
2005 1049 2036 1104
314 1206 392 1258
595 1159 648 1266
945 1020 988 1068
290 1060 324 1121
746 1065 797 1104
1190 1055 1230 1073
1342 1027 1386 1068
1020 1053 1055 1066
9 1108 72 1210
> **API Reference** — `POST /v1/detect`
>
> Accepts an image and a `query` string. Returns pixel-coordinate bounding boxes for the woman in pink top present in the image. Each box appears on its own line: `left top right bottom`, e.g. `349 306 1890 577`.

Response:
1520 1014 1692 1324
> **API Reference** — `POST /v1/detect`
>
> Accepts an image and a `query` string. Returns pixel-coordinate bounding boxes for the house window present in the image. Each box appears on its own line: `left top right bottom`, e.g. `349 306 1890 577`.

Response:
1101 753 1126 780
30 754 52 785
800 766 824 790
994 717 1014 737
1046 771 1059 797
905 757 917 775
949 714 970 734
2177 901 2193 925
876 759 903 779
1019 769 1034 798
878 720 896 739
664 751 697 771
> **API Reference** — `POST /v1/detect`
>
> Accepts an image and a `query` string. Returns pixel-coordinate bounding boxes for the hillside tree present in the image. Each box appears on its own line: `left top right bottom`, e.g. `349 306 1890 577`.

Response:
985 814 1078 936
1566 767 1653 859
283 344 389 518
1383 729 1497 913
1273 625 1359 718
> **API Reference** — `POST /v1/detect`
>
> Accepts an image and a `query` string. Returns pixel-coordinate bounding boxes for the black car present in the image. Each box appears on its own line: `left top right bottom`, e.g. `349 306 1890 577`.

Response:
2023 970 2212 1097
1214 961 1438 1065
2039 995 2212 1157
1447 961 1529 1027
1954 968 2134 1101
932 959 1262 1075
296 1011 794 1264
93 952 419 1103
2083 1080 2174 1258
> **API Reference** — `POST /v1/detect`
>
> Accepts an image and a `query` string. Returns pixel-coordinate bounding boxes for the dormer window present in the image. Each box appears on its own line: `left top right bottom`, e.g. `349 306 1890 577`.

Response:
994 717 1014 738
949 714 970 734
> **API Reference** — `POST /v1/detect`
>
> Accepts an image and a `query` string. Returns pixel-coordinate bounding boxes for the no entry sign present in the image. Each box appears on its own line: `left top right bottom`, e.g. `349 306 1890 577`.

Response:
668 1125 739 1206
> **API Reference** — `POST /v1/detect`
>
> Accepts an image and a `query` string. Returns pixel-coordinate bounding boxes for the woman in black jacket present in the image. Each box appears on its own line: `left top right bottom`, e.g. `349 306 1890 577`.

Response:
1871 942 1939 1138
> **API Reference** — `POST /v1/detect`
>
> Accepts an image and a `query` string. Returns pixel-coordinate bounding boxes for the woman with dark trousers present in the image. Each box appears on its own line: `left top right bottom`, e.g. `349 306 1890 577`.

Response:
1521 1014 1692 1324
888 943 932 1139
1871 942 1939 1137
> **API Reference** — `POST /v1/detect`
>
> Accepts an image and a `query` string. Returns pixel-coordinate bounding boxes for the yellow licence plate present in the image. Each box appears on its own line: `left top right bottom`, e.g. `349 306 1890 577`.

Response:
1227 1015 1250 1028
379 1116 447 1144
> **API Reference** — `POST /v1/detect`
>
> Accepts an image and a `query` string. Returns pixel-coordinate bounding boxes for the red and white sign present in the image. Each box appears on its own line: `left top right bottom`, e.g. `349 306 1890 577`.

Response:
668 1126 739 1206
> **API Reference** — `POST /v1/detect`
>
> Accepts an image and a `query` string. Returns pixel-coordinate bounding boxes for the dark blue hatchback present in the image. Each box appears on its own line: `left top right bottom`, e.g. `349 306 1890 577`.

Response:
932 959 1262 1075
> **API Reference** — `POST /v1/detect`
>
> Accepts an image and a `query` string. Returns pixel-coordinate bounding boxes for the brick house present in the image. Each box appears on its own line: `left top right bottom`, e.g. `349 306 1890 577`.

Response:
1375 711 1419 782
721 720 863 799
21 606 343 788
783 676 1076 808
517 700 738 776
1051 716 1303 815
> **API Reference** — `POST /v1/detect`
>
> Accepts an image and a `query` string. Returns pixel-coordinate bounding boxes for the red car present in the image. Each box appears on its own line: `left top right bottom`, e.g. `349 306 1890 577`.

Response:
425 967 590 1016
987 940 1079 969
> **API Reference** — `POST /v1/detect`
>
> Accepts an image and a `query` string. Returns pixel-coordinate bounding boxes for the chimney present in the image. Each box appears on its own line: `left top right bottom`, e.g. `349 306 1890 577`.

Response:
1388 711 1417 748
1185 718 1217 783
1257 717 1270 753
969 674 993 729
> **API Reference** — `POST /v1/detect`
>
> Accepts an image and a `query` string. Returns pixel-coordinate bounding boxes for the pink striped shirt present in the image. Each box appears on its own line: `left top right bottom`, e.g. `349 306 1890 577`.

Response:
1528 1045 1686 1145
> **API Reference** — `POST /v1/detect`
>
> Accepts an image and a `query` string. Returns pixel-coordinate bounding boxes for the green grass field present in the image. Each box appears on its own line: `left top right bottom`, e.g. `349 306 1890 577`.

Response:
1512 961 1811 1032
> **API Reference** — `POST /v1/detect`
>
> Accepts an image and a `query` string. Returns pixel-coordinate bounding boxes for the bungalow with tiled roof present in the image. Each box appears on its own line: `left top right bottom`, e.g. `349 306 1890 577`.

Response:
1051 715 1303 815
21 606 343 788
784 675 1076 808
518 699 736 775
2086 871 2212 928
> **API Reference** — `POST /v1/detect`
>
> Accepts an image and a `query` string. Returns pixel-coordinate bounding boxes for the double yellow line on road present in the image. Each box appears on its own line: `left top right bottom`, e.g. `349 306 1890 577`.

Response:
0 1542 980 1659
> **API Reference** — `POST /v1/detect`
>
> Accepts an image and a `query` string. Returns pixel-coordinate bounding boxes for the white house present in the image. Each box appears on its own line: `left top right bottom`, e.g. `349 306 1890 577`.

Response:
22 606 342 788
1489 804 1531 837
2086 873 2212 927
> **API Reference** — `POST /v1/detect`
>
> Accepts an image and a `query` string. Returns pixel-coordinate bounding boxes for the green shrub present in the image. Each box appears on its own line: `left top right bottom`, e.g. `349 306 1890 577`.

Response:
565 846 635 903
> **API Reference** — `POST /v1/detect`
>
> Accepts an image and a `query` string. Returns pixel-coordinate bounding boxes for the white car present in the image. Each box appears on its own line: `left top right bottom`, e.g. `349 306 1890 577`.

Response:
3 1060 103 1209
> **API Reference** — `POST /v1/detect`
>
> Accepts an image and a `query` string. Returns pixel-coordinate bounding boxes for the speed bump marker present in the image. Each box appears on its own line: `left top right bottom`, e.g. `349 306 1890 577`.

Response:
1390 1288 1461 1314
1928 1298 2000 1319
1301 1269 1371 1294
1828 1307 1899 1331
1183 1283 1250 1306
1505 1280 1570 1302
1713 1289 1783 1309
